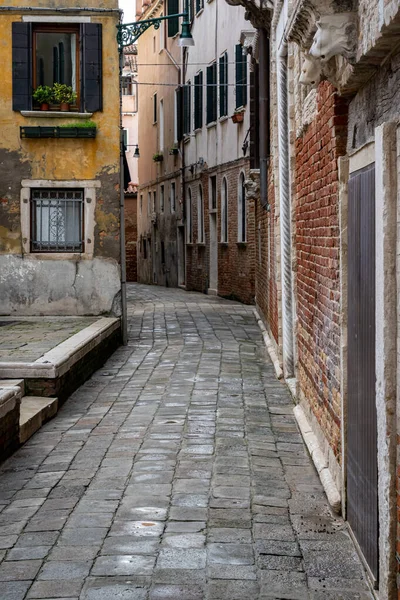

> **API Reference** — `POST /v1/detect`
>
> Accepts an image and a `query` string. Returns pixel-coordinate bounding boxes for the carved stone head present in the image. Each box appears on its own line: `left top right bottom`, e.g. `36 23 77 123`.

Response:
309 14 356 62
299 54 322 86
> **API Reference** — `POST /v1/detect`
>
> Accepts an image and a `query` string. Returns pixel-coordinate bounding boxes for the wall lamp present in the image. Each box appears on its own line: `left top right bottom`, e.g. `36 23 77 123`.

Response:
117 0 194 50
125 144 140 158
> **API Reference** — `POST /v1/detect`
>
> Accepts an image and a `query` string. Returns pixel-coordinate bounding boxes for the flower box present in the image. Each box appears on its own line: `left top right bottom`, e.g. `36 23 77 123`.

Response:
20 127 97 139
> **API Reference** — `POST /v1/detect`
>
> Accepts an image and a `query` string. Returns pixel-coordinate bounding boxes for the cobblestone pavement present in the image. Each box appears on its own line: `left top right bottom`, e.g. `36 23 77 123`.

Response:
0 317 97 362
0 285 372 599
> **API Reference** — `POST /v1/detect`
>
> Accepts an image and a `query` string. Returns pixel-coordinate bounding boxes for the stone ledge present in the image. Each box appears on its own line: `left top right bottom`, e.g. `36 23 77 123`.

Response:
21 111 94 119
0 318 120 379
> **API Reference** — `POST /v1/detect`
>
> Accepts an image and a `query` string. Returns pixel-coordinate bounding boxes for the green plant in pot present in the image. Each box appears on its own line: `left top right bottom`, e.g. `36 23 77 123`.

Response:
32 86 54 111
53 83 77 111
152 152 163 162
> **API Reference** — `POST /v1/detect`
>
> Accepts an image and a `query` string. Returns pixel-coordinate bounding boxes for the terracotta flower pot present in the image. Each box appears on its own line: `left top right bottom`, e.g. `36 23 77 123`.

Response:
40 103 49 111
231 112 244 124
60 102 70 112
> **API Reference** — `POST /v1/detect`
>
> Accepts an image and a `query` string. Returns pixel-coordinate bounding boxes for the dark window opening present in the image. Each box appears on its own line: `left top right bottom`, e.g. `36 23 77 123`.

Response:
194 71 203 130
235 43 247 109
143 238 147 259
219 52 228 117
210 176 217 210
206 62 217 124
161 241 165 264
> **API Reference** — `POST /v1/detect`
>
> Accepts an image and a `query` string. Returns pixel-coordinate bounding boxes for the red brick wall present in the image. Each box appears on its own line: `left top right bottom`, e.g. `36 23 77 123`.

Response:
255 166 279 343
125 195 137 282
295 81 348 458
185 160 255 304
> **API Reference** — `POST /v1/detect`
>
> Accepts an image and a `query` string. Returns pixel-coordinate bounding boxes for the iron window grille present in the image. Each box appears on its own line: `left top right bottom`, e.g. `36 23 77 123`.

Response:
31 189 84 253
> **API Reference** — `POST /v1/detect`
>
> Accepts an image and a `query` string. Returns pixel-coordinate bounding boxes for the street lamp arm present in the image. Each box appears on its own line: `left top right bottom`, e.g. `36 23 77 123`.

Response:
117 13 186 49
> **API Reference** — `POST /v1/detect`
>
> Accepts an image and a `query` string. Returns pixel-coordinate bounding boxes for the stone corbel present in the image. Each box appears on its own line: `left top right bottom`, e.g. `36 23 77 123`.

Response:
299 53 323 86
309 13 357 63
225 0 273 30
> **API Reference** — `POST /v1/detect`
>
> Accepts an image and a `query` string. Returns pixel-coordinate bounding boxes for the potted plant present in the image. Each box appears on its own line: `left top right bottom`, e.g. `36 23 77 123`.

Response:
231 109 245 124
32 86 53 111
169 146 179 156
153 152 164 162
53 83 77 111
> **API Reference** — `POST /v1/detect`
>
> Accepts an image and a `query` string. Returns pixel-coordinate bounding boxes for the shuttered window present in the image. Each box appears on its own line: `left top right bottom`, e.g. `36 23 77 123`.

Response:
219 52 228 117
196 0 204 13
183 83 191 135
194 71 203 130
206 63 217 125
12 22 102 112
175 87 183 142
167 0 179 37
235 43 247 109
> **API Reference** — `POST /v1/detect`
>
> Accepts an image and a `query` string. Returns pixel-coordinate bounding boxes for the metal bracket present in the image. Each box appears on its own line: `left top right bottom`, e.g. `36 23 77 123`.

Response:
117 13 185 49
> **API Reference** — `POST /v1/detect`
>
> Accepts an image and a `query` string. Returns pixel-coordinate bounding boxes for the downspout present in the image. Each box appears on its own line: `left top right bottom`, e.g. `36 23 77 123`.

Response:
258 28 270 210
119 49 128 346
277 42 294 376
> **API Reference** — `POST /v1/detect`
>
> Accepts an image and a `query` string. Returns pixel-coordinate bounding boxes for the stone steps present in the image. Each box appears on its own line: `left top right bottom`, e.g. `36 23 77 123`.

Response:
19 396 58 444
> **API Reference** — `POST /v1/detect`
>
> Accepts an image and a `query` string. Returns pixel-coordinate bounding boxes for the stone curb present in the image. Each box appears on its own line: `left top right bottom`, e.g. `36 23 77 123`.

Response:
253 309 283 379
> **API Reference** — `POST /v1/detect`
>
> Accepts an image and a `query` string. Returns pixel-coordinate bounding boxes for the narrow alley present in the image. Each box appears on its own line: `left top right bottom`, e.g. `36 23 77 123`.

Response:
0 285 371 599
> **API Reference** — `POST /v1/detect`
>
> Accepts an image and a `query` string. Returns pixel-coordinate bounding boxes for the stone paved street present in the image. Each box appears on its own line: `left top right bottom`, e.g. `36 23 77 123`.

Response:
0 285 372 599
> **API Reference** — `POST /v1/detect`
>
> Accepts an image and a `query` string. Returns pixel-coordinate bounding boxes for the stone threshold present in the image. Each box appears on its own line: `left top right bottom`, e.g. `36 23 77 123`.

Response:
254 308 341 515
0 318 120 379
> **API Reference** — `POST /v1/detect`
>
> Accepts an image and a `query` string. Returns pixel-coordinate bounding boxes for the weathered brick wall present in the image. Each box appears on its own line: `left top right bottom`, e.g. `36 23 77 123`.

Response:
125 195 137 282
255 167 279 343
295 81 348 459
185 160 255 304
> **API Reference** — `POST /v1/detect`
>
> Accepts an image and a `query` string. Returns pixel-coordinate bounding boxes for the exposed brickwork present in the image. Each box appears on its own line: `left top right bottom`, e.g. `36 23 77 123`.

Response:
125 195 138 282
185 159 255 304
295 81 348 460
0 393 20 463
255 166 279 343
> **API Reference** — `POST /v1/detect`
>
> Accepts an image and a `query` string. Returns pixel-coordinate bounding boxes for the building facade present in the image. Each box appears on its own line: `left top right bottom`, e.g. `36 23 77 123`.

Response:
0 0 121 316
225 0 400 597
136 0 256 303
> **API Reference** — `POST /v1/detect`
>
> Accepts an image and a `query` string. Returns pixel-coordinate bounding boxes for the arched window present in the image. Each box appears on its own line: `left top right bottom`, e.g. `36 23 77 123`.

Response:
238 172 246 242
221 177 228 243
186 187 193 243
197 184 204 243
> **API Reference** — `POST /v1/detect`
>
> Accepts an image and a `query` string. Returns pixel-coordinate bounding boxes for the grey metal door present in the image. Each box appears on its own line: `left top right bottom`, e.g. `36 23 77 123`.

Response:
347 162 378 582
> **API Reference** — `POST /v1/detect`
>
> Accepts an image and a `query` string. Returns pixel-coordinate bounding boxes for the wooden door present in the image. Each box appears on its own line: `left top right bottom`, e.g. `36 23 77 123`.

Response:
347 162 378 582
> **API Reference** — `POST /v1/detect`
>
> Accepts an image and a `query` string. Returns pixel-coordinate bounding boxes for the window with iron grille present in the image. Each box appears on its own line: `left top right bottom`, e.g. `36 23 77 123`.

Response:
31 189 84 252
206 63 217 124
219 52 228 117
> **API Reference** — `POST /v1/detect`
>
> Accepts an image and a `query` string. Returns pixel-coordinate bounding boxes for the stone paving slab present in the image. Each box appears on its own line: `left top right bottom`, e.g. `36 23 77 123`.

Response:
0 284 373 599
0 318 97 363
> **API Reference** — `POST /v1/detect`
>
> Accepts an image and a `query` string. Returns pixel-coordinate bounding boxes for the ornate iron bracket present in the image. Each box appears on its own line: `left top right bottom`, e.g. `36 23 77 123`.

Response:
117 13 186 50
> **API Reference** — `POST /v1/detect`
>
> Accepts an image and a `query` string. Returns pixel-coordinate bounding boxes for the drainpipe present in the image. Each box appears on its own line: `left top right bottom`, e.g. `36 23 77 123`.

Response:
258 28 270 210
119 50 128 346
277 43 294 377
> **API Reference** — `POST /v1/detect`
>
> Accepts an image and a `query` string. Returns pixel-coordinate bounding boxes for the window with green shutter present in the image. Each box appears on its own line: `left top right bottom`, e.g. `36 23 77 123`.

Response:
194 71 203 130
183 83 191 135
196 0 204 14
219 52 228 117
206 63 217 125
167 0 179 37
235 44 247 109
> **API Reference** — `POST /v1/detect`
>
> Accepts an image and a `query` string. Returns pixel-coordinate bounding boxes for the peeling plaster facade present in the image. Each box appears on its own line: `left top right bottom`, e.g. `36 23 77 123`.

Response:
0 0 121 316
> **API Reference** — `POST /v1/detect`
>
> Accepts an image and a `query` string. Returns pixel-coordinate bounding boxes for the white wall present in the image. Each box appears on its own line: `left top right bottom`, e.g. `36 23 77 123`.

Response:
184 0 253 170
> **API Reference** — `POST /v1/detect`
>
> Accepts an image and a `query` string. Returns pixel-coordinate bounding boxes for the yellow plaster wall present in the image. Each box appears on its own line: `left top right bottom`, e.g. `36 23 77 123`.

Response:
0 10 121 258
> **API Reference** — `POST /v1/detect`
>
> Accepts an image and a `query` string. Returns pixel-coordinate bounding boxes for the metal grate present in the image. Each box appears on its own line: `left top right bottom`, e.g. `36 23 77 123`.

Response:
31 189 84 253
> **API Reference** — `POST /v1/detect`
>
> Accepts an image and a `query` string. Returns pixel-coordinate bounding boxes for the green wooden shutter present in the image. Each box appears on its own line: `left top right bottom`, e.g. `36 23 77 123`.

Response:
12 22 32 111
168 0 180 37
176 87 183 141
207 64 217 124
81 23 103 112
194 72 203 130
235 44 247 109
183 83 191 135
219 53 227 117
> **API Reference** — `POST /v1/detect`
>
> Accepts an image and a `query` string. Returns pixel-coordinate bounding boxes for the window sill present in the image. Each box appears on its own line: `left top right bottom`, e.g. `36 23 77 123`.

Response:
196 8 204 17
219 115 229 123
194 127 202 134
237 241 247 247
183 135 191 144
197 242 206 247
219 242 228 246
206 122 217 129
209 208 217 214
21 111 93 119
